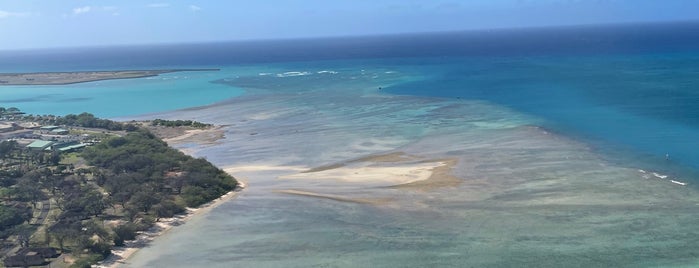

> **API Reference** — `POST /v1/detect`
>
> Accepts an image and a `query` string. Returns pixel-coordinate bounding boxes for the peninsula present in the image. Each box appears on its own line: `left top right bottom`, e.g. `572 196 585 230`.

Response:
0 69 220 86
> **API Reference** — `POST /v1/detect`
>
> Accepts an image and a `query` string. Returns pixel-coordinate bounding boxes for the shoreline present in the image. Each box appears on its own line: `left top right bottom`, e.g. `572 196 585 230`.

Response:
95 181 246 268
0 68 220 86
94 125 243 268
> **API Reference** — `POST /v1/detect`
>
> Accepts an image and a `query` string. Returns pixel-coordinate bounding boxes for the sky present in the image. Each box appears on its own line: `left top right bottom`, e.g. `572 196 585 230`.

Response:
1 0 699 50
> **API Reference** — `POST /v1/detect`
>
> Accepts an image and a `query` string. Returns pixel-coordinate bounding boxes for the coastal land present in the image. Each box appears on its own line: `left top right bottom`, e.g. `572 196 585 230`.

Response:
0 69 219 86
96 181 246 268
0 111 239 268
94 122 238 268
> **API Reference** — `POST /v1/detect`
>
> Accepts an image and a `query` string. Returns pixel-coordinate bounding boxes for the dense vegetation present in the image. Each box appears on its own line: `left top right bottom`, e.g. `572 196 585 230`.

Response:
41 112 138 131
0 204 31 238
0 107 24 116
82 129 237 208
151 118 212 128
0 110 237 267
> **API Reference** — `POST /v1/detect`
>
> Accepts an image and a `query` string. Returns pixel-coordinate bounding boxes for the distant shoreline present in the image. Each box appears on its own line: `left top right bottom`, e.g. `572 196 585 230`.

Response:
0 69 220 86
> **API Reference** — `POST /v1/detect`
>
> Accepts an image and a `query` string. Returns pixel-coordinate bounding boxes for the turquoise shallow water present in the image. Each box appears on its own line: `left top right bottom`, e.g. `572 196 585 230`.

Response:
3 23 699 267
121 66 699 267
0 69 244 118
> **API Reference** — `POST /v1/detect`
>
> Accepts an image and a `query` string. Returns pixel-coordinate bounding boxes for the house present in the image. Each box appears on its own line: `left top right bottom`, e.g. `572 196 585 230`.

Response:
26 140 54 151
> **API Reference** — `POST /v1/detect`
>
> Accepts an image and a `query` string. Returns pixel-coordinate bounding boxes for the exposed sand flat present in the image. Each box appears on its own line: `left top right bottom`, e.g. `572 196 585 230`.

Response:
284 162 438 185
302 152 417 173
390 159 461 190
275 189 392 205
160 126 225 145
224 165 307 174
0 69 218 85
147 125 227 155
283 152 460 189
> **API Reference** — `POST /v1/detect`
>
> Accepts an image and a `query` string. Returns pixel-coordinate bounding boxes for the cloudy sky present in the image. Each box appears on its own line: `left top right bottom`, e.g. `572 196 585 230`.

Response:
1 0 698 50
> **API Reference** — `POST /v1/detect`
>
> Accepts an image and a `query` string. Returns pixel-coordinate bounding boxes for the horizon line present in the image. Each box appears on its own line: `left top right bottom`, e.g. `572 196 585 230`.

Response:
2 19 699 52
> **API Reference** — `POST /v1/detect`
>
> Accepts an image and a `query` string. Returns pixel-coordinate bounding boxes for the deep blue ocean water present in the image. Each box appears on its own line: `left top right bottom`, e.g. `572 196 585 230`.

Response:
3 21 699 173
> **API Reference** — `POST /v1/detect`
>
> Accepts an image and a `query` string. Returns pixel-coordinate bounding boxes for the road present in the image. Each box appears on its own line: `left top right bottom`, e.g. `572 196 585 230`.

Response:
34 199 51 225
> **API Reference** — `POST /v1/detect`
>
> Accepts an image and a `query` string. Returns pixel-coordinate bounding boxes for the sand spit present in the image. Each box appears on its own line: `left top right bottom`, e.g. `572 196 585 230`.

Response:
275 189 391 205
0 69 219 86
146 125 227 155
160 126 226 145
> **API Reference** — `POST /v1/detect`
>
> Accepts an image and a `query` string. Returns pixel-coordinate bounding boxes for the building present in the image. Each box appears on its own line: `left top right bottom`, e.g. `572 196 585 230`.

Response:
38 125 60 134
55 141 87 153
50 128 69 135
26 140 54 151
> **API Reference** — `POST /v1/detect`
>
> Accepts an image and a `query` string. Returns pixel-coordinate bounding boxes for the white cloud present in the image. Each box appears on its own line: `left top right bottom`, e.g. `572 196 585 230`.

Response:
0 10 30 19
100 6 120 16
147 3 171 8
189 5 202 12
73 6 91 15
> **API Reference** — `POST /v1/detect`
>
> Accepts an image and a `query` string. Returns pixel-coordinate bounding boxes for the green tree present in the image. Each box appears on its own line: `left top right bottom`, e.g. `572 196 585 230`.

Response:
129 190 159 213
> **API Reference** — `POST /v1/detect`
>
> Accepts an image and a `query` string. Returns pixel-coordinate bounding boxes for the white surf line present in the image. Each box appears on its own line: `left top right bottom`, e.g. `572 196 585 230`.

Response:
670 180 687 186
638 169 686 186
652 172 668 179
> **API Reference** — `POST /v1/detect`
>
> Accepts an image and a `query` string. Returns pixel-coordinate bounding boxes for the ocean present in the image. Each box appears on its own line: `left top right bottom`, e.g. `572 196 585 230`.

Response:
3 21 699 267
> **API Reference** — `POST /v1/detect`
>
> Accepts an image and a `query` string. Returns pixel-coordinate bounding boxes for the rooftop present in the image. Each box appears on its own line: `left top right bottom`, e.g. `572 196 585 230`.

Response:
57 143 87 152
39 125 60 130
27 140 54 148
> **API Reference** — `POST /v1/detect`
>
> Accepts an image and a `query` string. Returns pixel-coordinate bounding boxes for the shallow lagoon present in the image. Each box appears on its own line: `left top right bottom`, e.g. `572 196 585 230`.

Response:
0 69 244 118
118 64 699 267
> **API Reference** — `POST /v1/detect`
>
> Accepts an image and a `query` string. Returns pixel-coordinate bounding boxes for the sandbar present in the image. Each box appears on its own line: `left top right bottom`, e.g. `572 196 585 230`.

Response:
283 152 460 189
